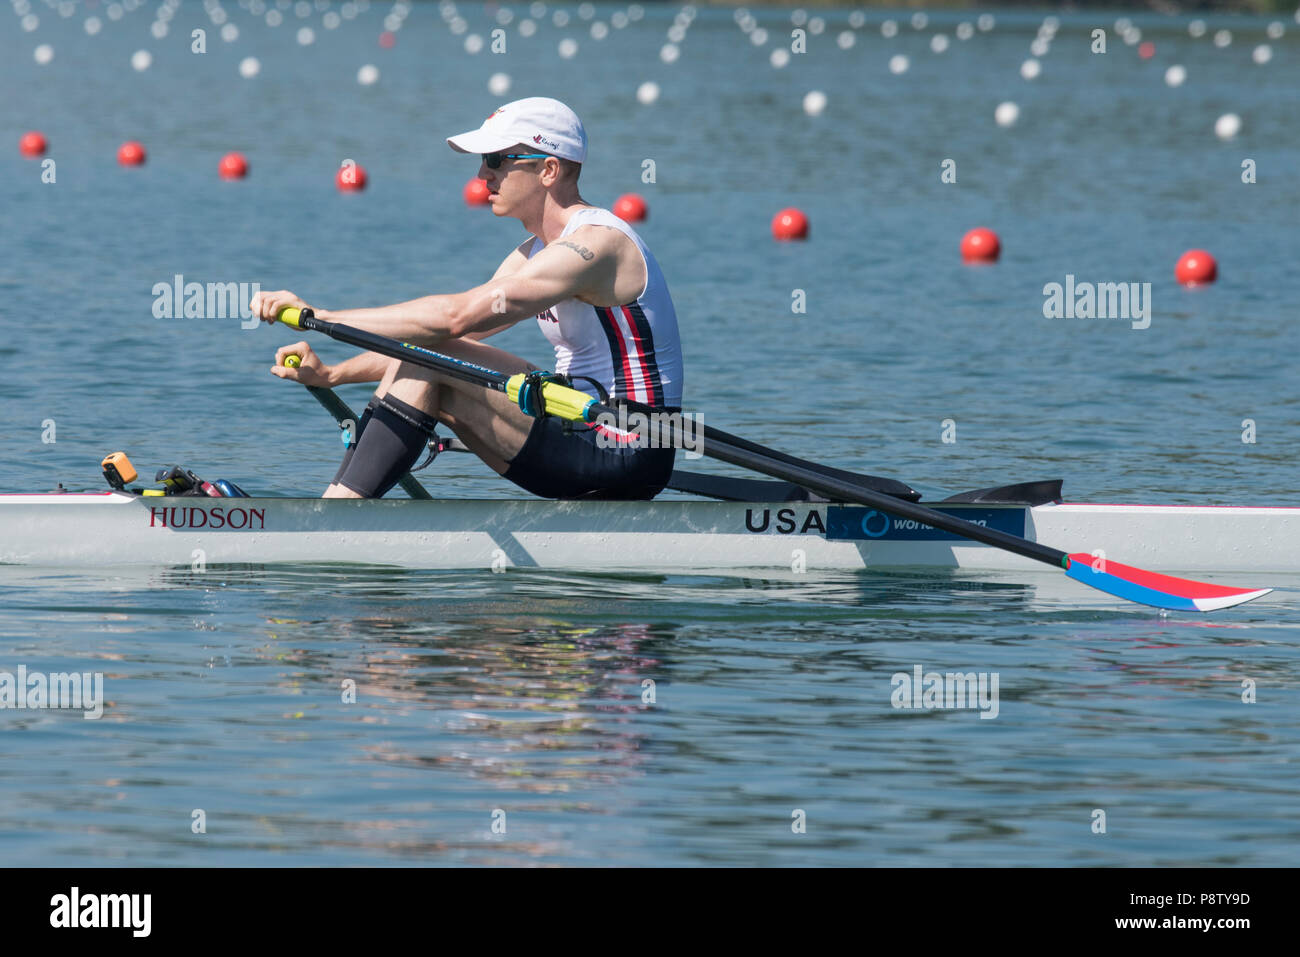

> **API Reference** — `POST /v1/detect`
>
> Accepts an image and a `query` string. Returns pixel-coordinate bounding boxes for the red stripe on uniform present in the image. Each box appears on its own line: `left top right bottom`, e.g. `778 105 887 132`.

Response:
619 305 654 404
601 307 639 402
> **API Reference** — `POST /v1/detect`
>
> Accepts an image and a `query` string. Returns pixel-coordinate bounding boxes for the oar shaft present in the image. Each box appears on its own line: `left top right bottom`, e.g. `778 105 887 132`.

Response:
684 430 1068 568
278 307 1064 568
282 307 509 391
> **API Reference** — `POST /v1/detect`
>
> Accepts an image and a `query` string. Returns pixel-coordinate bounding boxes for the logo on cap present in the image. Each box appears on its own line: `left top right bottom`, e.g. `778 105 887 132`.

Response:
533 133 559 150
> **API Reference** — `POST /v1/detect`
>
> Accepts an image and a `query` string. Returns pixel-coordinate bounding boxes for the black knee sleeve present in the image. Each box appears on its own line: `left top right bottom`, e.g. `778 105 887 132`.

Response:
330 397 380 487
333 395 439 498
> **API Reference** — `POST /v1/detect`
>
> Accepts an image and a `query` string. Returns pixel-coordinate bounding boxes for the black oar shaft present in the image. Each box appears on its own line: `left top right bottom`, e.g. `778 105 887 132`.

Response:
295 311 509 392
675 428 1068 568
283 309 1066 567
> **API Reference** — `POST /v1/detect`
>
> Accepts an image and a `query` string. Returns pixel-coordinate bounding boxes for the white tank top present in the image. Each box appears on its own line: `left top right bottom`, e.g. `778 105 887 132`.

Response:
526 206 683 408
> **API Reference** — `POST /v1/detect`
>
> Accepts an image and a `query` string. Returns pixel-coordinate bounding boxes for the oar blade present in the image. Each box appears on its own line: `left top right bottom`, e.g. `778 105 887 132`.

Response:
1065 553 1271 612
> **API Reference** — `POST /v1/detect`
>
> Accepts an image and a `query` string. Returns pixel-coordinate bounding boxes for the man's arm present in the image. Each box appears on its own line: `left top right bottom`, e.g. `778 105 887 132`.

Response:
315 227 618 346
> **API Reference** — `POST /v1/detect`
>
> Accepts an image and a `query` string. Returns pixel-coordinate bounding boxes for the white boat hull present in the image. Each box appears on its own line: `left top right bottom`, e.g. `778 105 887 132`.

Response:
2 492 1298 575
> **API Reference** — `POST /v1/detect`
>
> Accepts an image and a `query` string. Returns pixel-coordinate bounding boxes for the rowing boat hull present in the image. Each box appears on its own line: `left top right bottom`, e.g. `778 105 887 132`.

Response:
1 492 1298 574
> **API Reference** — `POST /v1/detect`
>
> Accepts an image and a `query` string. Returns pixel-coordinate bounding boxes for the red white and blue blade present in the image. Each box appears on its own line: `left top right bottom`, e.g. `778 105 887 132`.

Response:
1064 553 1271 612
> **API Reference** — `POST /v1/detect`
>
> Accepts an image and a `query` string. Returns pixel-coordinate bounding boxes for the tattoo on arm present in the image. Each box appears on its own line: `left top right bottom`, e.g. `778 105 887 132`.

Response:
556 241 595 261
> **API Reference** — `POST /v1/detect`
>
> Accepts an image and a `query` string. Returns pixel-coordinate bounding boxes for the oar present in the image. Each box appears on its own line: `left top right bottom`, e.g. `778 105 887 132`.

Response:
279 355 433 500
275 307 1270 612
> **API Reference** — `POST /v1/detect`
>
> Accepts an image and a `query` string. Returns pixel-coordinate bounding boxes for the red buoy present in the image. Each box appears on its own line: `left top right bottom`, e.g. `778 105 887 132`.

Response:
613 193 648 222
379 31 396 49
117 140 147 166
336 163 368 192
19 131 47 157
1138 41 1156 59
771 208 809 241
960 227 1000 263
463 177 490 206
1175 249 1217 286
218 152 249 180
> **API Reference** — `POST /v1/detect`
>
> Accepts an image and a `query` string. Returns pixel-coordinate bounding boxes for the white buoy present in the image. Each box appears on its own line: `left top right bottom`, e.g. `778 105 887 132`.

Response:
297 26 315 44
558 38 578 59
488 72 511 96
660 43 679 63
836 31 854 51
221 23 239 42
1215 112 1241 140
266 10 281 26
956 22 973 41
1266 21 1284 39
1020 58 1041 80
770 47 790 68
1252 44 1272 65
357 63 379 85
1164 64 1187 87
34 43 54 64
636 81 660 105
888 54 909 75
590 21 607 40
1188 20 1206 38
930 34 949 54
995 101 1020 128
1213 29 1232 48
131 49 153 71
84 15 102 34
750 27 768 45
977 14 995 32
911 11 928 30
519 19 536 37
239 56 261 77
1030 36 1050 56
802 90 827 116
881 19 897 39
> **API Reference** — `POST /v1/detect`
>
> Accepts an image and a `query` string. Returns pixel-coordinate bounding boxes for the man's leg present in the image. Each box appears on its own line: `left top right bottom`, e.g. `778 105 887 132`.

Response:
324 338 541 498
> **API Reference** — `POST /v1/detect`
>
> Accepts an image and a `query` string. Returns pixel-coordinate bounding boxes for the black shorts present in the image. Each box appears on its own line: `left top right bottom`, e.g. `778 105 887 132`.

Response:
502 416 675 500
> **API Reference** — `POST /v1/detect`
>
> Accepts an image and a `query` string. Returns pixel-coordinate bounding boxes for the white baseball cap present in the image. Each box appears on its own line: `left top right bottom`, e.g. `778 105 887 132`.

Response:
447 97 587 164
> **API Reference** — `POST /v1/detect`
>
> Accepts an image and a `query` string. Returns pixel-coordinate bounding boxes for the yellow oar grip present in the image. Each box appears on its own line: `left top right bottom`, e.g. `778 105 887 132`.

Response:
505 374 597 422
278 306 303 328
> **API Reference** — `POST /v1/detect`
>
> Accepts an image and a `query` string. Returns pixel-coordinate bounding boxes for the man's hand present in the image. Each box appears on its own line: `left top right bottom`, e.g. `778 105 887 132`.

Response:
250 289 310 325
270 341 332 388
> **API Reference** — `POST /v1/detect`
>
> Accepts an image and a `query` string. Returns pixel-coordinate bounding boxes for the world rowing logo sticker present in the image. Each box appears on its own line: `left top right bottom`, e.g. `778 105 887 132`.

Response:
858 510 891 538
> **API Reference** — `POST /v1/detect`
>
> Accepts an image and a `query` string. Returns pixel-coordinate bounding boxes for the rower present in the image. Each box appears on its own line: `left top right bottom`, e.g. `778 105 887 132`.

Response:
251 97 684 500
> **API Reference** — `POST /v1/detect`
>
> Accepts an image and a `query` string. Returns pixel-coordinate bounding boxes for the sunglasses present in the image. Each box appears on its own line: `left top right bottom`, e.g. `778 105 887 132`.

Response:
482 152 549 169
